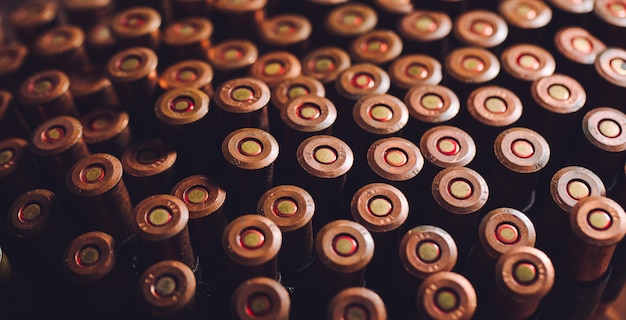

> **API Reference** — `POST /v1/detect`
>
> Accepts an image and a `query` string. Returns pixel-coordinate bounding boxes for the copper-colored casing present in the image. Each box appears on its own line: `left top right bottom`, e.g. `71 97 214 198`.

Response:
327 287 387 320
231 277 290 320
367 137 424 182
567 196 626 282
398 225 458 280
335 63 390 101
349 29 403 66
416 271 477 320
158 60 214 95
271 76 325 111
454 10 508 48
110 6 162 50
132 194 195 270
66 153 133 242
389 54 443 91
171 175 227 266
162 17 213 62
301 46 351 85
257 185 314 272
215 77 271 134
70 67 118 112
494 246 555 319
80 108 131 158
29 116 90 188
121 139 177 202
9 1 59 45
248 51 302 89
138 260 197 318
106 47 158 111
17 70 78 129
8 189 78 265
222 214 282 285
33 25 89 73
314 219 374 295
501 44 556 81
63 231 134 313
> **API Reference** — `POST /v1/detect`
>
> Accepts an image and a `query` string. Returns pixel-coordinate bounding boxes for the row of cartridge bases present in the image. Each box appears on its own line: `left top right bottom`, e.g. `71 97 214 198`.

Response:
1 0 626 319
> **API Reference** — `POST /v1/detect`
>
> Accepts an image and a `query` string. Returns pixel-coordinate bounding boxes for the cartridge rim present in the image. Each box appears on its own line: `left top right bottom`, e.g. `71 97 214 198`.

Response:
417 271 477 320
302 46 351 84
8 189 56 238
222 128 279 170
335 63 390 100
349 29 403 65
353 93 409 135
595 47 626 88
531 73 586 114
399 225 458 279
260 14 311 46
34 25 84 57
64 231 116 283
325 3 378 37
171 175 226 220
81 108 129 144
398 10 452 42
155 87 210 125
159 60 214 92
494 127 550 173
297 135 353 178
454 10 508 48
223 215 282 266
216 77 270 114
351 183 409 233
467 86 523 127
478 207 536 259
389 54 443 89
110 6 161 39
498 0 552 29
554 27 606 65
405 85 460 124
0 44 28 77
67 153 123 197
494 246 555 300
501 43 556 81
249 51 302 88
582 107 626 152
551 166 606 213
570 196 626 246
106 47 158 83
0 138 28 178
9 1 58 28
327 287 387 320
445 47 500 84
547 0 593 13
121 139 177 178
420 126 476 168
315 219 374 273
281 95 337 133
367 137 424 181
232 277 290 320
18 69 70 106
272 76 325 111
432 166 489 215
257 185 314 232
30 116 83 157
162 17 213 46
207 39 258 71
132 194 189 241
139 260 196 316
594 0 626 27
